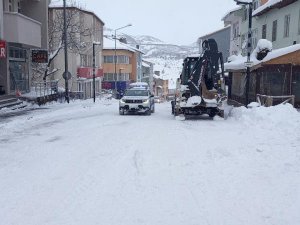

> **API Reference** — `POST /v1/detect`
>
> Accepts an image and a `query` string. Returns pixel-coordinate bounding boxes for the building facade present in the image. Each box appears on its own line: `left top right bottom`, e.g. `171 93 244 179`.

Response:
224 0 300 57
48 6 104 99
0 0 50 96
102 37 143 93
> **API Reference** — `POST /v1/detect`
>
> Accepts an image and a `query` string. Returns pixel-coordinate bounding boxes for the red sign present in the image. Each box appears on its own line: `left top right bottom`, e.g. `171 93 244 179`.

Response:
77 67 103 79
0 41 6 59
32 49 48 63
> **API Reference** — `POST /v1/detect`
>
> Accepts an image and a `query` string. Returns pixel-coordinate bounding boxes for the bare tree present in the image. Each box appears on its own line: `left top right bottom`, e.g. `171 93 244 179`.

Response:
31 0 93 84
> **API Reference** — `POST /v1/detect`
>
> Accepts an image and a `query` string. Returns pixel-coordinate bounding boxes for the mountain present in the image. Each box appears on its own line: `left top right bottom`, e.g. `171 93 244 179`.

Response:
104 28 199 88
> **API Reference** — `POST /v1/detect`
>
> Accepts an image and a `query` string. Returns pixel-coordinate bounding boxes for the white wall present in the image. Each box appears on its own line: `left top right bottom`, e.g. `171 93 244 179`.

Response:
0 0 3 39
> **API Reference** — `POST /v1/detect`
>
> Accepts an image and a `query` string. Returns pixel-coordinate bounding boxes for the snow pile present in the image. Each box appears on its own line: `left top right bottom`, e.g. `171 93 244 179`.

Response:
230 103 300 130
251 39 272 60
186 96 202 107
225 43 300 70
253 0 284 16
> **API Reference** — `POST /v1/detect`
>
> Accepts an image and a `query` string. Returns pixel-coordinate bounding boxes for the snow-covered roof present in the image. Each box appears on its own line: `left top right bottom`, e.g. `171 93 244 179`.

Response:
49 5 104 25
198 25 231 40
225 44 300 71
142 62 150 68
253 0 297 17
103 37 144 54
222 6 242 21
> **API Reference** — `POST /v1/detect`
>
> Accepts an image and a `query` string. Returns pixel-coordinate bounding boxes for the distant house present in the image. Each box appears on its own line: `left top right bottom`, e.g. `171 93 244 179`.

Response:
153 72 169 98
142 60 154 92
197 26 231 61
102 37 143 93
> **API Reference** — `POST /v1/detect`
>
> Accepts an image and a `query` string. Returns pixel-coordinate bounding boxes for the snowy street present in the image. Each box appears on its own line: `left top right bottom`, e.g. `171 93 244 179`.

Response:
0 100 300 225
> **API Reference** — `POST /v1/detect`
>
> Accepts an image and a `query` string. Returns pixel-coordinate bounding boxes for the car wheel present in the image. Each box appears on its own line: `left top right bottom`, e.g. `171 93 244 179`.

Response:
119 109 124 115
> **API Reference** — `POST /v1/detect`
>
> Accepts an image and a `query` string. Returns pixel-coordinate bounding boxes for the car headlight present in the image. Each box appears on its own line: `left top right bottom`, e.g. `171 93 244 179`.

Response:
143 99 149 104
119 99 125 104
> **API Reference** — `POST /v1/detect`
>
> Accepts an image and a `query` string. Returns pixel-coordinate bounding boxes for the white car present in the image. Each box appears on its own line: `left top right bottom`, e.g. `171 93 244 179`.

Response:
119 88 155 115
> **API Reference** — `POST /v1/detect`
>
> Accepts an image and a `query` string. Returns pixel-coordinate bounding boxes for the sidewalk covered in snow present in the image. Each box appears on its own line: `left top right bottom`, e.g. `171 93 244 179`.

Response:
225 43 300 107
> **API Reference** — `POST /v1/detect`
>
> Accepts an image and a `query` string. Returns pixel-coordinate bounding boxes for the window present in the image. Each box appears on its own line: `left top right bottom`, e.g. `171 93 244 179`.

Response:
8 0 13 12
284 14 290 38
117 55 129 64
233 22 239 39
253 0 259 10
242 7 248 22
251 28 258 50
272 20 277 42
17 0 21 13
103 73 114 81
262 24 267 39
103 55 114 63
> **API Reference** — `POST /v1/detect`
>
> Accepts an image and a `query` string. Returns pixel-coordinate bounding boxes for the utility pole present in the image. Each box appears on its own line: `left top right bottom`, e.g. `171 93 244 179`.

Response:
93 42 101 103
63 0 69 103
234 0 253 106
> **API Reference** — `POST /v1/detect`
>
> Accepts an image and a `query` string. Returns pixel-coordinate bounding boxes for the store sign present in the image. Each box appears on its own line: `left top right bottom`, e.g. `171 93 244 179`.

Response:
32 49 48 63
0 41 6 59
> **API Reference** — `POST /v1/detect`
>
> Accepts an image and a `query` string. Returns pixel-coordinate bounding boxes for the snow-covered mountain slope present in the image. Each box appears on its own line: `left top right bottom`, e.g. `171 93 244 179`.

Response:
104 28 199 87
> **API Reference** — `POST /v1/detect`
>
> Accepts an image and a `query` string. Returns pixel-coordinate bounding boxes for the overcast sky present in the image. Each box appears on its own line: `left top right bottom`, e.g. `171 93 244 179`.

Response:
75 0 237 45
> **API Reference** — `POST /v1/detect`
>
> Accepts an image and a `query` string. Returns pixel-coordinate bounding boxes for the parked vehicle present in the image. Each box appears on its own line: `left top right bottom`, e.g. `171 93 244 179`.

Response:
119 87 155 115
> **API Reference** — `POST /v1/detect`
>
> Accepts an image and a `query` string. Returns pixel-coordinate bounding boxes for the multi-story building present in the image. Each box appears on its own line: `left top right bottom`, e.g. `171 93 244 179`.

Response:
225 0 300 107
224 0 300 56
48 6 104 99
102 37 143 93
197 26 231 61
0 0 50 96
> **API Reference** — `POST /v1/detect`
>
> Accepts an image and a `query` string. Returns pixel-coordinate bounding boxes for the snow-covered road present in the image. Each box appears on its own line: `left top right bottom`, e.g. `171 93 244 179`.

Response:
0 100 300 225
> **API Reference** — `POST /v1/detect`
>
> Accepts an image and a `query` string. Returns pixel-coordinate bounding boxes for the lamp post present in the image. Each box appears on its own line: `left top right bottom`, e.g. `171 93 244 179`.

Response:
93 41 101 103
234 0 253 106
114 24 132 92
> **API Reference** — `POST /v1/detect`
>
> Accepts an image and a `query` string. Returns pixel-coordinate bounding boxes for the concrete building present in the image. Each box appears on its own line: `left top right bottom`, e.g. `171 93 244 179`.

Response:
197 26 231 61
224 0 300 107
102 37 143 93
0 0 50 96
48 6 104 99
224 0 300 56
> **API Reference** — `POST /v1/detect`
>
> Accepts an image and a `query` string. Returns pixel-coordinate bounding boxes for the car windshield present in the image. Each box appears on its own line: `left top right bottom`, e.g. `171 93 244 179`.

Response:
124 89 148 96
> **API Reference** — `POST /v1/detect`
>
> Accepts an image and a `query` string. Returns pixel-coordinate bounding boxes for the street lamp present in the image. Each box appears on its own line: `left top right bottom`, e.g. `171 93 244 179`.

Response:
234 0 253 106
114 23 132 92
93 41 101 103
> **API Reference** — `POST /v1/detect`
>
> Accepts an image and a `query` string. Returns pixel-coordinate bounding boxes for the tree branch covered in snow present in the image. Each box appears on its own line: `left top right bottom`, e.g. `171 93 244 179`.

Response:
31 0 95 83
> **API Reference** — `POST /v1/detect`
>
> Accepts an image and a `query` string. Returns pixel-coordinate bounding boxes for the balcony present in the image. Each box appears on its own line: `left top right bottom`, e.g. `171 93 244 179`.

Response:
3 12 41 47
77 67 103 79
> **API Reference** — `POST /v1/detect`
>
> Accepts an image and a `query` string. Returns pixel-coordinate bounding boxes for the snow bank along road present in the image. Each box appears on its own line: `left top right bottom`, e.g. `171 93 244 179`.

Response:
0 100 300 225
